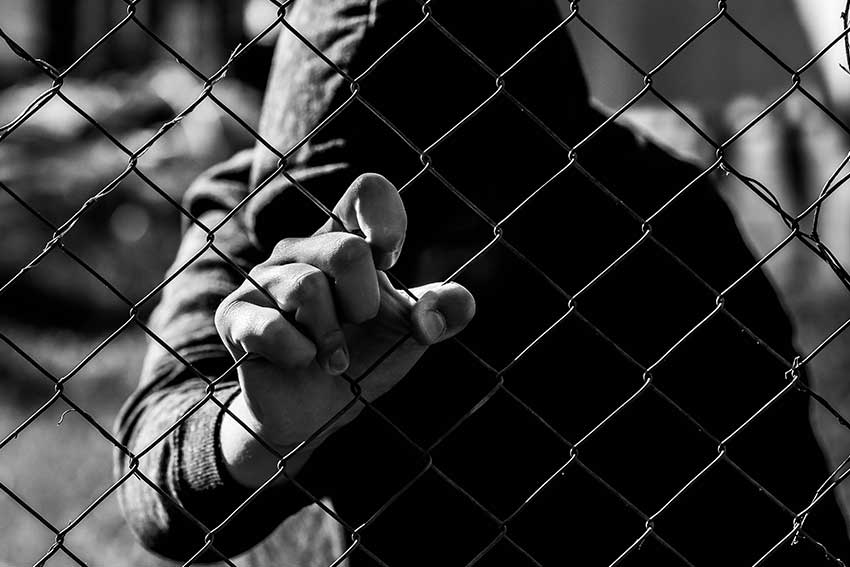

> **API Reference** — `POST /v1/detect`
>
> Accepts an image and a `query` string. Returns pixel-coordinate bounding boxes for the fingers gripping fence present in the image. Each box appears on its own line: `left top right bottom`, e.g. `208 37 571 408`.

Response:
4 0 850 565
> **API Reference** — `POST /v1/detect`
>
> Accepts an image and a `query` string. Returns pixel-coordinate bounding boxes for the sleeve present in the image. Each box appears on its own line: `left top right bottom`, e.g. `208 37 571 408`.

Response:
113 151 329 562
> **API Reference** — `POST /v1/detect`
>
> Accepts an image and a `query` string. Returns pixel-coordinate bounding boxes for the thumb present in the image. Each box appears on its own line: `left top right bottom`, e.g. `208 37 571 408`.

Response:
316 173 407 270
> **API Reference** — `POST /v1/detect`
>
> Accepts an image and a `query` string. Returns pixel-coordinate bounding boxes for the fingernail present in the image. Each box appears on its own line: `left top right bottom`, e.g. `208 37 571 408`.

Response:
328 347 349 374
423 310 446 342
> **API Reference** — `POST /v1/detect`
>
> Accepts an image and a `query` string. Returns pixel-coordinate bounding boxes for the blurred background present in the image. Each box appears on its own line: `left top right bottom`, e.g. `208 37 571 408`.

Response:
2 0 850 565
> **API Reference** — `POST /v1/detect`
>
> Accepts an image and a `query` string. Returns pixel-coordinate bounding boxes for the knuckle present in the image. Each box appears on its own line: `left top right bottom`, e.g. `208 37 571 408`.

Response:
271 237 301 260
290 268 327 302
215 298 259 355
328 234 371 273
214 295 240 333
251 312 283 342
215 276 268 327
282 338 316 368
319 328 345 348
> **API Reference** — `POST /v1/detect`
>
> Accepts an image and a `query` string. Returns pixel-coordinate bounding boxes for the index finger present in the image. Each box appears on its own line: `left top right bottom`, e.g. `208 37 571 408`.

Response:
315 173 407 270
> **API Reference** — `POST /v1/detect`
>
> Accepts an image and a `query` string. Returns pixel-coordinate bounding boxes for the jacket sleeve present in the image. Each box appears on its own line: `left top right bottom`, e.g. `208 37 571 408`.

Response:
113 151 327 562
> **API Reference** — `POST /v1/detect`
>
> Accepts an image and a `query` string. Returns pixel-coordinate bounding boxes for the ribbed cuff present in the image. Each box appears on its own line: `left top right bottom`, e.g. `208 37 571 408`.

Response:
172 383 319 559
175 385 253 519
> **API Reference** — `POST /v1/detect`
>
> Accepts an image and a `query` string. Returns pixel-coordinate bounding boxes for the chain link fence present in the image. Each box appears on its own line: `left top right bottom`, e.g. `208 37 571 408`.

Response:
4 0 850 565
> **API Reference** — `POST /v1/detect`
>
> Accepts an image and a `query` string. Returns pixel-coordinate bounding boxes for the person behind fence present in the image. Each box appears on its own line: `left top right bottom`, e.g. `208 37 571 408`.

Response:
115 0 850 564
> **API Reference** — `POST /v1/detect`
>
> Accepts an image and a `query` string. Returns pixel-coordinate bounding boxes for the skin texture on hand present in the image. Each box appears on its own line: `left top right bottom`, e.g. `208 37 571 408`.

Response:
215 173 475 488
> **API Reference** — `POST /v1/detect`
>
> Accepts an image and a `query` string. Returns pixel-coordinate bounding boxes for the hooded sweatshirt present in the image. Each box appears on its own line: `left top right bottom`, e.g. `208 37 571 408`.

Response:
116 0 850 565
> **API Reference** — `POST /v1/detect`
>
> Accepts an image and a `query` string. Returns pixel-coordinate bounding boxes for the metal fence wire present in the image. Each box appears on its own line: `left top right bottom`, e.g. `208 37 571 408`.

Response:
6 0 850 565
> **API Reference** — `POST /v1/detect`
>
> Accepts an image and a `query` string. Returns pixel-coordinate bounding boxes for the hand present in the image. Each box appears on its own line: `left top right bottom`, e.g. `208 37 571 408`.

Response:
215 173 476 487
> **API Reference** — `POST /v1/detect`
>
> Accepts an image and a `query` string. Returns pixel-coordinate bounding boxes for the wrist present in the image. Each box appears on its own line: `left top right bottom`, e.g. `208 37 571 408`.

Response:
219 393 315 489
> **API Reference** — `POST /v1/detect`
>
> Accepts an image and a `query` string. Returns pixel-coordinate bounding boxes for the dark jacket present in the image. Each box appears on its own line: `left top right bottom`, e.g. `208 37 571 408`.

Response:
116 0 850 565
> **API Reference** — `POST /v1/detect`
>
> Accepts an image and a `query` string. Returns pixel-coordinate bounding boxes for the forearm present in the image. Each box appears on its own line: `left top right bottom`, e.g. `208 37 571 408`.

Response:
114 160 319 558
116 306 317 561
118 363 324 561
118 372 242 560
